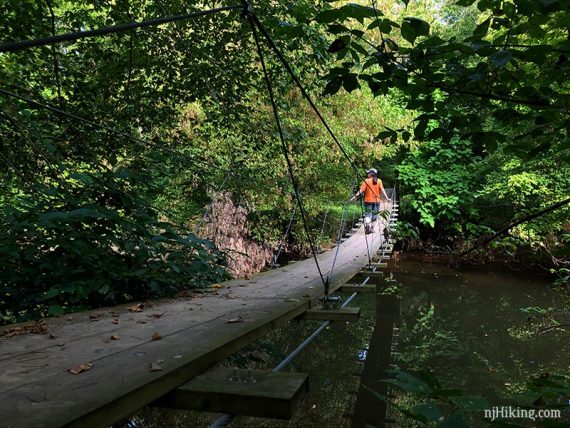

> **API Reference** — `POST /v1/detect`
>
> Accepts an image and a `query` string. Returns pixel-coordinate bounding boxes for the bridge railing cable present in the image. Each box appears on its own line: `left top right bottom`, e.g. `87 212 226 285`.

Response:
317 207 330 250
249 12 381 200
0 5 243 54
328 176 358 282
270 200 298 268
246 10 328 291
0 89 228 175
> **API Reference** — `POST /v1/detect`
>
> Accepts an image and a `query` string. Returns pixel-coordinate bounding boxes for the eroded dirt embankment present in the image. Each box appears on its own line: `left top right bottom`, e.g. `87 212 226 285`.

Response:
201 193 273 278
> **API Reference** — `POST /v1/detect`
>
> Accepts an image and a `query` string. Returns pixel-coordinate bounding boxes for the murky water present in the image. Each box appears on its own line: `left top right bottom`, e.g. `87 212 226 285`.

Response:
134 260 569 427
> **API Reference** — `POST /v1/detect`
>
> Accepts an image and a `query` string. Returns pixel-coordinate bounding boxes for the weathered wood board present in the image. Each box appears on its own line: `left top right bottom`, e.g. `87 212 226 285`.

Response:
154 368 308 419
300 307 360 321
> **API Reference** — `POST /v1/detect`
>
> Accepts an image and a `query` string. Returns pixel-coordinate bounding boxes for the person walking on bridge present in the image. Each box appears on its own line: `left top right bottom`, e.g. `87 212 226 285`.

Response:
351 168 390 233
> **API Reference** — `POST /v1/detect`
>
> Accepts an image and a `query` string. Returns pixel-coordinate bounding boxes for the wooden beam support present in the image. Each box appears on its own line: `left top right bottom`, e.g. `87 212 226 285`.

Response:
360 270 384 277
340 284 376 294
301 307 360 321
153 368 308 420
368 262 388 268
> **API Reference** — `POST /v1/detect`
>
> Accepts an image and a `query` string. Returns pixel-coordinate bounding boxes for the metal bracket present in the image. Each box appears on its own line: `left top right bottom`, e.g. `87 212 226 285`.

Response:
240 0 253 18
319 295 342 310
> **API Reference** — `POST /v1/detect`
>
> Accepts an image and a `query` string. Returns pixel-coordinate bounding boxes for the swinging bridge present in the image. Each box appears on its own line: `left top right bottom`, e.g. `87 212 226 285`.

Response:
0 199 398 427
1 2 400 427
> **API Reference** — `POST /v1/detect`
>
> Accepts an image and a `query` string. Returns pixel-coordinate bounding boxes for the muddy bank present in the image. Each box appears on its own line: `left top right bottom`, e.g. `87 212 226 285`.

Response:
201 193 273 279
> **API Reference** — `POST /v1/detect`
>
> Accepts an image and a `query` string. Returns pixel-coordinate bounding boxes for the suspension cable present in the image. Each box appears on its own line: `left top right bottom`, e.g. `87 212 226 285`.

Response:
0 89 224 173
328 176 358 280
245 11 328 290
271 201 298 268
0 5 243 54
250 12 379 200
317 207 330 249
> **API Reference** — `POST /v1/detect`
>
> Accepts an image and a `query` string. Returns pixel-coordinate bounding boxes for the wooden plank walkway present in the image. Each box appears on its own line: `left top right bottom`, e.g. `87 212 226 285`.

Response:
0 203 392 428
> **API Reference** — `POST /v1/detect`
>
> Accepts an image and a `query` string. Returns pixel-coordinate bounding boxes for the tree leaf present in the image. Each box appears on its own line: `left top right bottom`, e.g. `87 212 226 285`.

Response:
489 50 512 66
314 8 343 24
328 38 346 53
473 17 491 37
401 20 417 44
342 74 360 92
406 17 430 37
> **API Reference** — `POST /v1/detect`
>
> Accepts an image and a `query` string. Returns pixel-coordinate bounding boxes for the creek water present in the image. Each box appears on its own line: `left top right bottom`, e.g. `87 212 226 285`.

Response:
136 260 569 427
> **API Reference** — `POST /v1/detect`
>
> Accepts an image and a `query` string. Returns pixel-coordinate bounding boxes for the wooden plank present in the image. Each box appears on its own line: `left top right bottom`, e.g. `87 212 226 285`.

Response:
360 270 384 277
340 284 376 294
300 307 360 321
154 368 308 419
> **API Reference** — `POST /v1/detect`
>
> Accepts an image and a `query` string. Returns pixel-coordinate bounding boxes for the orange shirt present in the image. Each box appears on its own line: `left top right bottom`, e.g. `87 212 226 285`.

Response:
360 178 383 203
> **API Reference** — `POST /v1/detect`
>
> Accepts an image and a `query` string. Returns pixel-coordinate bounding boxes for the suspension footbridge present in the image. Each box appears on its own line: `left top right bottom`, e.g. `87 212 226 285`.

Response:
0 198 397 428
1 2 401 426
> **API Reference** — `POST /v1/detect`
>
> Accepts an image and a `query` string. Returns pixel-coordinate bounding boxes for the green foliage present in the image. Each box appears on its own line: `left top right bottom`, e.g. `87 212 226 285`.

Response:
398 137 476 228
369 370 570 427
0 1 327 321
0 168 229 324
312 0 569 267
1 1 406 323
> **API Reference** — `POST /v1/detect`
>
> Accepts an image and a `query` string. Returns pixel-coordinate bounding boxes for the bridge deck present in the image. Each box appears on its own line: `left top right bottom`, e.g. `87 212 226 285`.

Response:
0 203 391 428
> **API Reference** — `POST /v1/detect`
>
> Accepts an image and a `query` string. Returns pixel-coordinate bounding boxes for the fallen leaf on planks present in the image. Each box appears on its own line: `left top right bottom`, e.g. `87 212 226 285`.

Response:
211 284 223 289
128 303 145 313
147 312 165 319
151 332 162 341
0 321 48 339
226 316 244 324
110 335 120 340
150 361 163 372
68 363 93 375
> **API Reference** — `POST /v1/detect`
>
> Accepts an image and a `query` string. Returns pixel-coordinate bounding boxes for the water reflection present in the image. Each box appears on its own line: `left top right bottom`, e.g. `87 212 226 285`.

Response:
133 261 568 427
352 294 399 428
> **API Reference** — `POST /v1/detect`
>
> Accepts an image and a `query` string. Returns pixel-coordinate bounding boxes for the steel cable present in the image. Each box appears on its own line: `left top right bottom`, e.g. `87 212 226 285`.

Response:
0 5 243 53
246 11 328 289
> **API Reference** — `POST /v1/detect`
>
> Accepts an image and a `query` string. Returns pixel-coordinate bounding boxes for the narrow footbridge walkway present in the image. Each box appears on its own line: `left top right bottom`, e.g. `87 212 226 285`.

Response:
0 201 396 428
